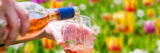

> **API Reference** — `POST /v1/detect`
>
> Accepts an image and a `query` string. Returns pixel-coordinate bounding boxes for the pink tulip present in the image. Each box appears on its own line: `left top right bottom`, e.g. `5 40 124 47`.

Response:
31 0 46 4
56 0 63 2
68 2 73 7
31 0 40 4
144 21 155 33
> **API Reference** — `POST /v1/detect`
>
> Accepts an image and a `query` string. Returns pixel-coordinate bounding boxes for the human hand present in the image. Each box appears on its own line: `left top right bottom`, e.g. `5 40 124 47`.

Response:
0 0 29 45
45 21 95 53
45 21 95 45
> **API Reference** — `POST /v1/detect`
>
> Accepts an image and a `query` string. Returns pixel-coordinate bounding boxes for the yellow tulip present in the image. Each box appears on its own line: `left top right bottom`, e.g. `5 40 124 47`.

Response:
143 0 152 6
124 0 137 12
42 38 55 50
154 19 160 35
113 11 126 32
49 0 63 8
105 37 122 52
113 11 135 33
113 11 125 25
146 8 155 18
24 41 34 53
125 12 135 33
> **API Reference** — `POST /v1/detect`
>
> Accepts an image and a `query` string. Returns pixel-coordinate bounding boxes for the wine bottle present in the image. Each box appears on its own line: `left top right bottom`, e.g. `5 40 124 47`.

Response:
0 2 79 45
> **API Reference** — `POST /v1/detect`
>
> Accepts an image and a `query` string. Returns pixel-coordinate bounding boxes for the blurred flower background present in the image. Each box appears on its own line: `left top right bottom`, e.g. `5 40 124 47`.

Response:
1 0 160 53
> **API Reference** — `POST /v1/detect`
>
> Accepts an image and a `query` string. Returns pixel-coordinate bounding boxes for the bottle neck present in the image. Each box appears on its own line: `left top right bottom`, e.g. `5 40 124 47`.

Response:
47 7 80 20
46 9 61 21
73 7 80 17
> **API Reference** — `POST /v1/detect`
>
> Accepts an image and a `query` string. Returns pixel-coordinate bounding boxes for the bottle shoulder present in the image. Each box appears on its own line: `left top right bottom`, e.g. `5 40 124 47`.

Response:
18 2 46 19
18 2 45 11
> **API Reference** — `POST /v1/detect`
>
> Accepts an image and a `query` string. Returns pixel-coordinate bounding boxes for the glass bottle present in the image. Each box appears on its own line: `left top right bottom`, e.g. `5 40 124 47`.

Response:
0 2 79 45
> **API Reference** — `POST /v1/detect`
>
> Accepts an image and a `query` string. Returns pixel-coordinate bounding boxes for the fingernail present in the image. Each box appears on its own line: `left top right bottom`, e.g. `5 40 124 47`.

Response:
21 30 27 36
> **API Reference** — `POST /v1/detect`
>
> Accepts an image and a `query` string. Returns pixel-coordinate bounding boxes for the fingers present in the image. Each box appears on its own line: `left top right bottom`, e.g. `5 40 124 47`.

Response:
15 4 29 36
0 10 7 43
0 13 5 30
0 25 9 45
4 4 20 45
5 11 20 45
0 30 5 42
1 30 9 43
1 0 29 45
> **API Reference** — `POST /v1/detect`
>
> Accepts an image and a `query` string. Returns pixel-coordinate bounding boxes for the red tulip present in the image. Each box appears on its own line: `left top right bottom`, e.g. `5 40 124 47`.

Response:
103 13 111 21
0 46 6 53
89 0 99 3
